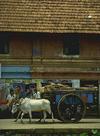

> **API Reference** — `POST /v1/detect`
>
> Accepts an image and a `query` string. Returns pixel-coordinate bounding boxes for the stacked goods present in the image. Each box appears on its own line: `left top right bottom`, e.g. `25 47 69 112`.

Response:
43 83 75 93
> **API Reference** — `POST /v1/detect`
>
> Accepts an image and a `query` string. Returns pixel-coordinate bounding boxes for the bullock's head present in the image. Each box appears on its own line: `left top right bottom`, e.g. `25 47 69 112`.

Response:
11 98 24 114
11 103 19 114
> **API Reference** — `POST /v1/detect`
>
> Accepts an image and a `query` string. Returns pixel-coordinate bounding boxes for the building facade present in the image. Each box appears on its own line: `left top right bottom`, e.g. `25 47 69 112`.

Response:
0 0 100 116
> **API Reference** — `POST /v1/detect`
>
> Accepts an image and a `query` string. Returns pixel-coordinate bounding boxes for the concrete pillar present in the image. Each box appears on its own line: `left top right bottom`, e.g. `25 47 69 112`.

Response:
72 80 80 88
98 80 100 117
0 63 1 78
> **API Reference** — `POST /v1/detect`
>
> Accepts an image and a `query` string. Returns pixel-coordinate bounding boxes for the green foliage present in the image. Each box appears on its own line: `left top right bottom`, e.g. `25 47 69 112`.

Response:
80 132 88 136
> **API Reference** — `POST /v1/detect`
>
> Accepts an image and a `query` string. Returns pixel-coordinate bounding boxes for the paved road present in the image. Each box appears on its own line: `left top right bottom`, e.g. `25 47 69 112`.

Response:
0 119 100 130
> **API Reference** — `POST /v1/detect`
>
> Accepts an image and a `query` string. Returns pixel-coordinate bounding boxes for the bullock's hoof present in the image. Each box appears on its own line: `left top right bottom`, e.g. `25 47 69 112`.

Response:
37 119 41 122
40 119 46 123
14 119 17 122
29 120 32 124
21 120 24 124
43 120 46 123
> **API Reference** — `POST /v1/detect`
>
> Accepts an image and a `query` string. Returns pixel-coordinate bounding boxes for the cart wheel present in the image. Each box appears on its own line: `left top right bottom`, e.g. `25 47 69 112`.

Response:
57 93 86 122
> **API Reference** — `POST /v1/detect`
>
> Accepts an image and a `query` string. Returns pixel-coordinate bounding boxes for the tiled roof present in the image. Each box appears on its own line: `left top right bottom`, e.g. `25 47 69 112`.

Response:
0 0 100 33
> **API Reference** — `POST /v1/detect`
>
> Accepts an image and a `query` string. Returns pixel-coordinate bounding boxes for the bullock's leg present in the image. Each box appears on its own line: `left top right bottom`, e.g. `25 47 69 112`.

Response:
47 108 55 122
28 111 32 123
14 111 21 122
21 112 24 123
37 112 43 122
43 111 47 122
51 112 55 122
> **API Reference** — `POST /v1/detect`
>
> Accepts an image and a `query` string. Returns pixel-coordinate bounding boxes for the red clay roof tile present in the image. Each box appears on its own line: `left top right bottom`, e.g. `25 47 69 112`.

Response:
0 0 100 33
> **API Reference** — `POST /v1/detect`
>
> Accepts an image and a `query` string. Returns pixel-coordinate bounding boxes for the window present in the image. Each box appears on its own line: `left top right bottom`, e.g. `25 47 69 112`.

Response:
0 34 9 54
0 43 9 54
63 35 80 56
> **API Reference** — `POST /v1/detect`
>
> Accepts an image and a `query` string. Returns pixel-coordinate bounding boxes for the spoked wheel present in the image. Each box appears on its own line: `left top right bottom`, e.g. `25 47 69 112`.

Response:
57 93 86 122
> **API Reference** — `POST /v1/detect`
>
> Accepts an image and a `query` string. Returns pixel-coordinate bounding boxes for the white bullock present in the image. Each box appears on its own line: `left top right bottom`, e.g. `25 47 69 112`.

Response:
11 98 54 123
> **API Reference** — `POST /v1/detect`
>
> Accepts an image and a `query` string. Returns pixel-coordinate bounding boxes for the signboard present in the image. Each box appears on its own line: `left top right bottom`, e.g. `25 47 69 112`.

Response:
1 66 31 78
1 66 30 72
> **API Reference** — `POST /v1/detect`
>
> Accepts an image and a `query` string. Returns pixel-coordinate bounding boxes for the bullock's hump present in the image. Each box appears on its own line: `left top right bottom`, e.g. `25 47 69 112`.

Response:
42 99 50 104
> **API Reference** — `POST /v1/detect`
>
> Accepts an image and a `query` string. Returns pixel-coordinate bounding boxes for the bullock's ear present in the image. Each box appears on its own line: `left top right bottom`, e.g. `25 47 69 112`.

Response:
19 98 23 102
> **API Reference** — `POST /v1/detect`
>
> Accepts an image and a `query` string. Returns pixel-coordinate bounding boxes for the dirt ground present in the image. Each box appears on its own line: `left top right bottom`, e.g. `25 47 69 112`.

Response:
0 118 100 130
